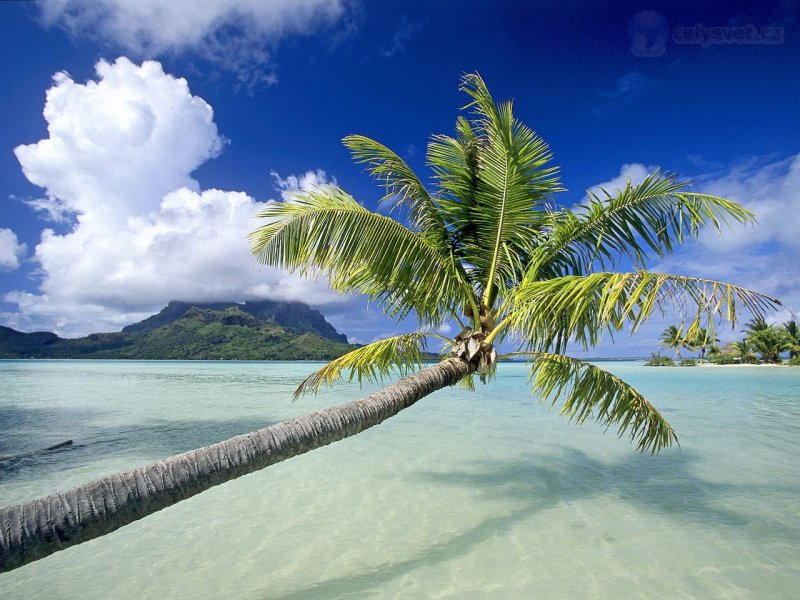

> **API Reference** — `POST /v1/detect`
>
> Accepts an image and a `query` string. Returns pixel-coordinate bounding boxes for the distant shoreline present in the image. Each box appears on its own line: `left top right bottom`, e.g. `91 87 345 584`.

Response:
697 362 789 368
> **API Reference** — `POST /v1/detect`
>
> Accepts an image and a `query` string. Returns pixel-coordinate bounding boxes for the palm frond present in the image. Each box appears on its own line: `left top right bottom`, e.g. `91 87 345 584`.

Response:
529 353 677 453
294 332 445 397
532 171 754 277
456 73 561 301
458 373 477 391
503 270 781 353
429 75 560 303
343 135 450 251
427 119 482 269
249 187 469 325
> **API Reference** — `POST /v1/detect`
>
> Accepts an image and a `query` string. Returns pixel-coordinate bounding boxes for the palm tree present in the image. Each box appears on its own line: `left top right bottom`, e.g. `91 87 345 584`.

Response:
0 74 779 573
784 320 800 358
743 316 769 334
748 326 793 363
733 338 759 363
691 327 720 361
659 325 684 359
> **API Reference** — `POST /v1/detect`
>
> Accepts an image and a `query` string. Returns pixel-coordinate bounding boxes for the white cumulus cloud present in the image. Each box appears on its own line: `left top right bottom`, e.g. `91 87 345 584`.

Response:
272 169 336 200
658 153 800 324
6 57 342 337
37 0 353 86
587 162 656 198
0 229 26 272
16 57 223 224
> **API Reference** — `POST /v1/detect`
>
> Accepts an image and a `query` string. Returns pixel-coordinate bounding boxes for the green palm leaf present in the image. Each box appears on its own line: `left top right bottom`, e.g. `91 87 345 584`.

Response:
433 74 561 304
343 134 450 252
249 187 468 324
426 118 483 289
502 271 781 353
526 352 678 453
532 171 754 278
294 332 448 397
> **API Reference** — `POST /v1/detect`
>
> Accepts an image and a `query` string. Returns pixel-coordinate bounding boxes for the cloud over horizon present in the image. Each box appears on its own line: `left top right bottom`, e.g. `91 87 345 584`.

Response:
584 158 800 319
6 57 343 337
37 0 354 87
662 153 800 323
575 156 800 356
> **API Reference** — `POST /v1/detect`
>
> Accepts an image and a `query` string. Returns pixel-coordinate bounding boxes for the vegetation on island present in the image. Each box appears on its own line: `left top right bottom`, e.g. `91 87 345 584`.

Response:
653 325 718 364
645 354 699 367
647 318 799 366
0 73 782 573
0 300 355 360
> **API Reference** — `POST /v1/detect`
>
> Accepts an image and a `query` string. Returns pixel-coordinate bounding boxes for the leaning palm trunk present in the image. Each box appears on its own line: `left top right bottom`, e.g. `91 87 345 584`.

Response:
0 357 471 573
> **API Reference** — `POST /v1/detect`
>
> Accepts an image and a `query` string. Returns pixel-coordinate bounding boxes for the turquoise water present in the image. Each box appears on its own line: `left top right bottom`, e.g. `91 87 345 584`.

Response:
0 360 798 599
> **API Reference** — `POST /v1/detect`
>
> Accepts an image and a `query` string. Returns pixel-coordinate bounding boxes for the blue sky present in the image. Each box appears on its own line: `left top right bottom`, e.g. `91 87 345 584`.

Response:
0 0 798 356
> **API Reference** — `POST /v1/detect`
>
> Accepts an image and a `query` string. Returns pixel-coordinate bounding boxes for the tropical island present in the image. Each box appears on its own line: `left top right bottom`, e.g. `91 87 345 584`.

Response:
645 318 800 366
0 300 356 360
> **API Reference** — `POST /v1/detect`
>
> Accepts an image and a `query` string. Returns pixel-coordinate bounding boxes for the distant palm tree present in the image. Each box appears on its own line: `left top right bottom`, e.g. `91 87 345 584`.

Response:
743 316 769 334
748 326 793 363
659 324 684 358
0 73 780 573
692 327 720 361
784 320 800 358
733 338 759 363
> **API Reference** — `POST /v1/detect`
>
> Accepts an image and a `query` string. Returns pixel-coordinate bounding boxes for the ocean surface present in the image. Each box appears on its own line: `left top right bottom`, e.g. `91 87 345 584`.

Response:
0 360 798 599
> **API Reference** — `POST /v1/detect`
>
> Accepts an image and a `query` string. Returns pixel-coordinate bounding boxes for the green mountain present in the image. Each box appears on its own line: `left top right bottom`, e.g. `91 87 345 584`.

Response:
0 301 356 360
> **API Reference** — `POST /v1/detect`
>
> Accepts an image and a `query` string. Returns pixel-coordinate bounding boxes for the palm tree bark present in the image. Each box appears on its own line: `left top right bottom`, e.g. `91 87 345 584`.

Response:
0 357 472 573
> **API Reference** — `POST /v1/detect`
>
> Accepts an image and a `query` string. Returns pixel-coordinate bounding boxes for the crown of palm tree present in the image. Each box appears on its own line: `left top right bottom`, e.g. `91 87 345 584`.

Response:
782 320 799 358
250 73 779 453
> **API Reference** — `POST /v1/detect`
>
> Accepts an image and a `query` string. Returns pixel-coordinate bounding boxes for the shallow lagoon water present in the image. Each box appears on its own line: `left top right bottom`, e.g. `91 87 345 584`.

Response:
0 360 798 599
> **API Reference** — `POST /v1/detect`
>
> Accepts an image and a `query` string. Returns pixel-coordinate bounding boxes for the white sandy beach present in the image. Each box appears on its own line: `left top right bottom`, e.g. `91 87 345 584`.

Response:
696 362 789 368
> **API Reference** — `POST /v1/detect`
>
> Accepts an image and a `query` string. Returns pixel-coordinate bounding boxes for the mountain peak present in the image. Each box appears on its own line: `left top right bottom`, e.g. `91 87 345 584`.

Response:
1 301 354 360
122 300 348 343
